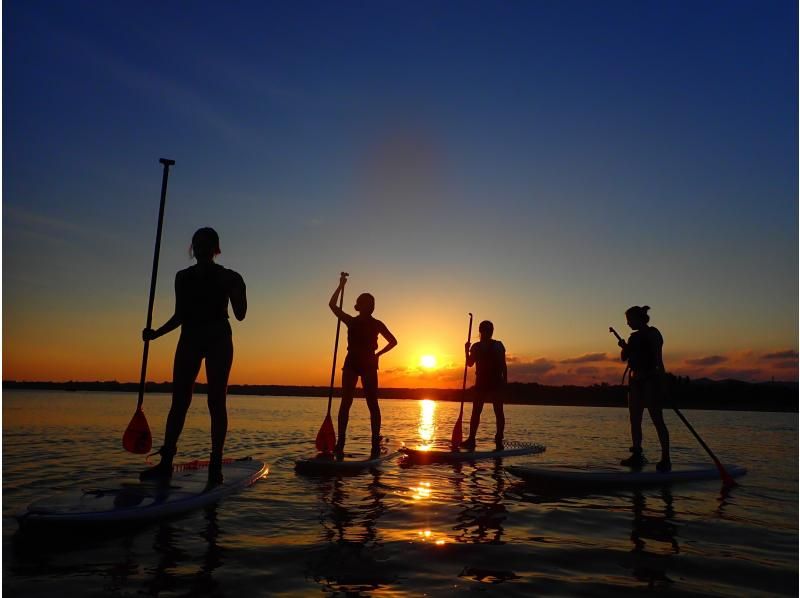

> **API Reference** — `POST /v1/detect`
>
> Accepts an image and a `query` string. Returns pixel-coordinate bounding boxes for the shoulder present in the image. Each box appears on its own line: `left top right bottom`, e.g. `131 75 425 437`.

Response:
495 340 506 352
175 267 193 282
218 265 245 286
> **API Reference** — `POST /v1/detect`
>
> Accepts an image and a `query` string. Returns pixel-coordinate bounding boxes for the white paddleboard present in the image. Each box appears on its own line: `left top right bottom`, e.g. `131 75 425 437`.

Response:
19 457 268 527
294 451 400 474
506 462 746 488
400 443 546 464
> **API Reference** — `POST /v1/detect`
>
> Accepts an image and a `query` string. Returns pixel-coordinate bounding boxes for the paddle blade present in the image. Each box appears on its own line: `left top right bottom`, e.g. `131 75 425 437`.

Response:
315 414 336 454
450 415 463 450
123 408 152 454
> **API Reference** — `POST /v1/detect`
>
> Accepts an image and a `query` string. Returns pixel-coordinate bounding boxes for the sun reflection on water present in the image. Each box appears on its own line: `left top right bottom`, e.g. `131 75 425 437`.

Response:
417 399 436 450
411 481 432 500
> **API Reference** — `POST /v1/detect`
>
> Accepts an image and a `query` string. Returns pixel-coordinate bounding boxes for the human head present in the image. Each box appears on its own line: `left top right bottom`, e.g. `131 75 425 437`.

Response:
479 320 494 339
625 305 651 330
190 227 221 261
355 293 375 315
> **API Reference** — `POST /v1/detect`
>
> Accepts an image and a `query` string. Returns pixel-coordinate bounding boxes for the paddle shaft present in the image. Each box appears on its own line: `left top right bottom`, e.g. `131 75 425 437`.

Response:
459 313 474 417
137 158 175 409
326 273 348 414
672 406 736 485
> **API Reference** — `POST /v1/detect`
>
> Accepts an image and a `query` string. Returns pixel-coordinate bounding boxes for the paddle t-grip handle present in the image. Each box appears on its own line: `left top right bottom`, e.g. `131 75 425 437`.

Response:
609 326 624 344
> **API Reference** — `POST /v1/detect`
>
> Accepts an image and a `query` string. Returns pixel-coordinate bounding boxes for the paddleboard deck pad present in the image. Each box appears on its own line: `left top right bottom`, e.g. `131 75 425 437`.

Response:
295 451 400 475
506 462 746 488
19 456 267 527
400 443 546 464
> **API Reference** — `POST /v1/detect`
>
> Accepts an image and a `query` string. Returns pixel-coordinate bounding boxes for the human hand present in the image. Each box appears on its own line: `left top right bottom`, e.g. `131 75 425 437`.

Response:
142 328 157 342
339 272 349 287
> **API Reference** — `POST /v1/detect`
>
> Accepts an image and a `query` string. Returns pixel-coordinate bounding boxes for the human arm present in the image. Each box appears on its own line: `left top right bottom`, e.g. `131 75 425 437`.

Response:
328 274 351 322
465 342 476 367
500 343 508 384
376 321 398 358
229 271 247 321
142 273 183 341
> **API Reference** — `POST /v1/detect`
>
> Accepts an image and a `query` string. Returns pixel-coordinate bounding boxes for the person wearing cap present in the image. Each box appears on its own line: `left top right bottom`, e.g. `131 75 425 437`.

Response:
462 320 507 451
328 274 398 460
617 305 671 472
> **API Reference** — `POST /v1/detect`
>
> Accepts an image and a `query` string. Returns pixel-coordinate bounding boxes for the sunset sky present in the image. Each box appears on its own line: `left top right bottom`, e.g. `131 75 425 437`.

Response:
4 1 798 387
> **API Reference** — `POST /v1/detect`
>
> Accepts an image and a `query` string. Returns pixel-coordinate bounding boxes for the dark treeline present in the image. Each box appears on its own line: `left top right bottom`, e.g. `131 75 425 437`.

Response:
4 375 797 412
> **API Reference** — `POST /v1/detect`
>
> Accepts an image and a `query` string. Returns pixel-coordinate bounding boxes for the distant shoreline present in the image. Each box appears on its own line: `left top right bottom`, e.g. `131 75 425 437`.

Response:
3 378 797 412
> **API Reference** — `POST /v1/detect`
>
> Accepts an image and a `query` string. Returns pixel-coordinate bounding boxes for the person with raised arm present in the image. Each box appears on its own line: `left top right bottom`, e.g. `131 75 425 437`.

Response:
140 227 247 487
328 274 397 460
462 320 507 451
616 305 671 472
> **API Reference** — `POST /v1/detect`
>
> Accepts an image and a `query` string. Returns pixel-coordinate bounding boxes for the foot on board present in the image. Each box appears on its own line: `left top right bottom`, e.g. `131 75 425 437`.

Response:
460 438 476 452
334 444 345 462
620 447 648 468
139 447 175 481
656 459 672 473
495 437 504 452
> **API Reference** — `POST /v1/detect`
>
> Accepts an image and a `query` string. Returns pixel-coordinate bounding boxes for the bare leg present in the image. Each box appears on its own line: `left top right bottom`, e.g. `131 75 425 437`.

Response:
363 369 381 449
163 338 203 454
648 403 670 462
492 400 505 445
467 398 485 444
206 336 233 459
337 368 358 454
628 381 645 451
141 338 201 480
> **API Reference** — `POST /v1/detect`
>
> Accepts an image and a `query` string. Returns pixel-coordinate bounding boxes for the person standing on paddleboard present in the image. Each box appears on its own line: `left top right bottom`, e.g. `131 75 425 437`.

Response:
462 320 507 451
617 305 671 472
140 227 247 487
328 274 397 461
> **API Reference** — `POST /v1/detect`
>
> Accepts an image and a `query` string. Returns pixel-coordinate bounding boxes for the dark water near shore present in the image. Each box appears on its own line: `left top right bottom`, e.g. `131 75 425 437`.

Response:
3 391 798 596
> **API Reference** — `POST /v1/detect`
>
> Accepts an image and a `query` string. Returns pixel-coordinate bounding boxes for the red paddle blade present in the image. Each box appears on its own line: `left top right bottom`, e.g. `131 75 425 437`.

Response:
315 414 336 454
123 408 152 454
450 416 463 450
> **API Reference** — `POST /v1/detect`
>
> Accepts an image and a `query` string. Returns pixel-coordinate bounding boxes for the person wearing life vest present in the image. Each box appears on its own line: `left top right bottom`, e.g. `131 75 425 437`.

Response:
140 228 247 488
617 305 671 471
328 274 398 460
462 320 508 451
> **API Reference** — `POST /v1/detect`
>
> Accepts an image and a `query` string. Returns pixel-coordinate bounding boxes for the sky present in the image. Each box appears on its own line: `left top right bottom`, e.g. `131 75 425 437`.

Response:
3 1 798 387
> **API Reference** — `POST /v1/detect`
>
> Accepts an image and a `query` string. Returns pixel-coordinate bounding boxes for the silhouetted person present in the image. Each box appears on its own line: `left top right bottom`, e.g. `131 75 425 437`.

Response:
328 274 397 460
462 320 507 451
140 227 247 487
617 305 670 471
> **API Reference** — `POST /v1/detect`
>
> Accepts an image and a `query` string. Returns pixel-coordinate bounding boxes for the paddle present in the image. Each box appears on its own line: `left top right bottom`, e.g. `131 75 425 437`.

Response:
123 158 175 454
451 313 473 450
608 326 738 487
316 272 348 454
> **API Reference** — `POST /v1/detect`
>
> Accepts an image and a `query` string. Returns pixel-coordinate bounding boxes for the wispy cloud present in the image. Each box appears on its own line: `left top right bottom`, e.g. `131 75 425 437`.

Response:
685 355 728 366
560 352 608 364
762 350 798 360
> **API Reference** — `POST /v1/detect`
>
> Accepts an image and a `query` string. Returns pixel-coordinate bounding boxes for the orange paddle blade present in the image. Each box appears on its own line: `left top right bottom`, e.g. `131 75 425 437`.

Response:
315 414 336 454
450 415 463 450
123 408 152 454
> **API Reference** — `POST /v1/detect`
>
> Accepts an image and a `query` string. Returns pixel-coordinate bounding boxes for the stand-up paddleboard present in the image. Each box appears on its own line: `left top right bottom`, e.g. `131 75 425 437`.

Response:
18 457 267 528
400 443 546 465
295 450 400 475
506 462 746 488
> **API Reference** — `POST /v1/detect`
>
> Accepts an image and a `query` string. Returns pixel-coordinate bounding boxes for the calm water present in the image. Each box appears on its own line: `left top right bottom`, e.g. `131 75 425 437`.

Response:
3 390 798 596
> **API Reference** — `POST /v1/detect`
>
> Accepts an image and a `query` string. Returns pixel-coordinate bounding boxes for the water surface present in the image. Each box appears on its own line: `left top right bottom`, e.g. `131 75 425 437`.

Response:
3 391 797 596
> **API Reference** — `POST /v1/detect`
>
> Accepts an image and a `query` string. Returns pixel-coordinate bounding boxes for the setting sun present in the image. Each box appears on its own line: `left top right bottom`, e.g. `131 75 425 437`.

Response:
420 355 437 369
